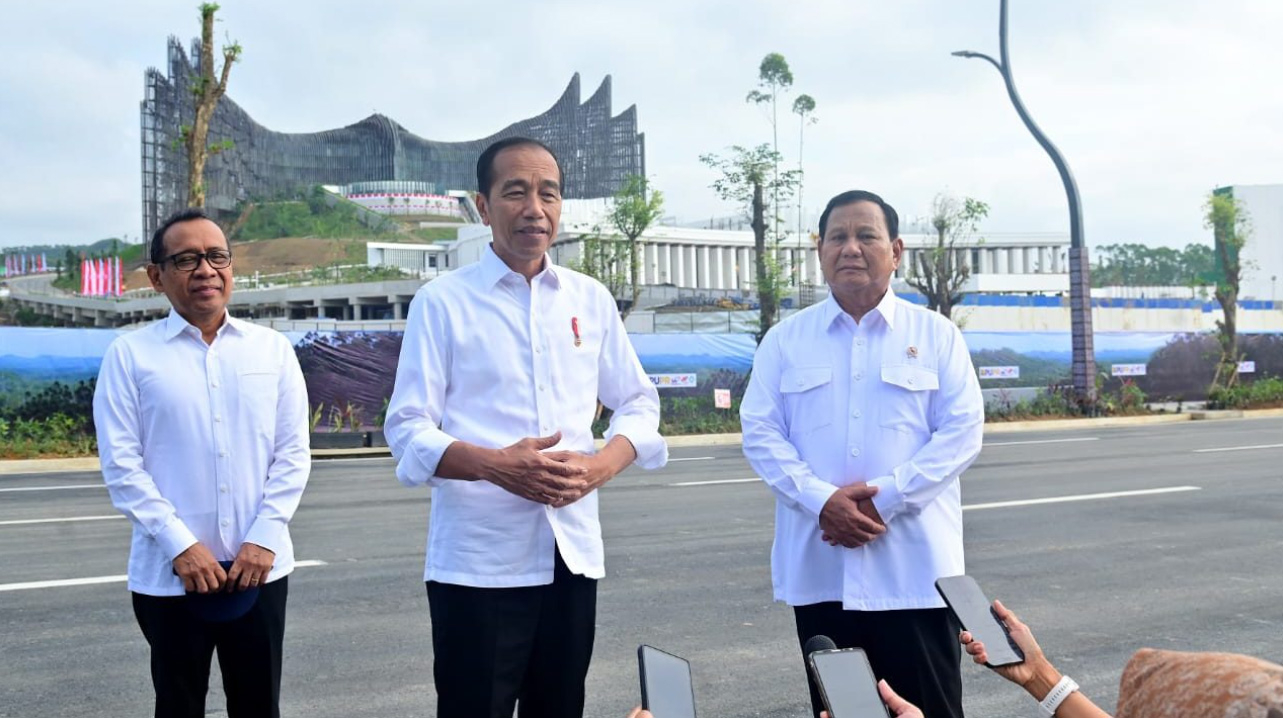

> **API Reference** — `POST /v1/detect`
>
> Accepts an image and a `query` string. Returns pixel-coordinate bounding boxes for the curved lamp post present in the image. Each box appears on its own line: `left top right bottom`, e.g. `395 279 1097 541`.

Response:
953 0 1097 404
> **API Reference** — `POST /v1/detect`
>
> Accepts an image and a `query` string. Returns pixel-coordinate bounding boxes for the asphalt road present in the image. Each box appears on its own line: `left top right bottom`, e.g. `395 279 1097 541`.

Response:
2 417 1281 717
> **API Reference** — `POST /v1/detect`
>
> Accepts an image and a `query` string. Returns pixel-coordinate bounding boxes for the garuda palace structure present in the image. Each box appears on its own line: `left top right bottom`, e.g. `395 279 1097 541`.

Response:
140 38 646 238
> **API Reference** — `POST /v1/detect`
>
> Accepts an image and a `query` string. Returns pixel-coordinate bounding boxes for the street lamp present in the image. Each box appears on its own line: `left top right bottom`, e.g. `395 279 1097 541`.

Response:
953 0 1097 405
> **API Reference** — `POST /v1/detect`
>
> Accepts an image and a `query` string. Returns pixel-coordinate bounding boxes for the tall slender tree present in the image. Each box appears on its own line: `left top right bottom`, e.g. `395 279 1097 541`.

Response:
1205 190 1252 390
700 145 801 343
609 175 665 320
791 93 817 249
184 3 242 208
745 53 793 244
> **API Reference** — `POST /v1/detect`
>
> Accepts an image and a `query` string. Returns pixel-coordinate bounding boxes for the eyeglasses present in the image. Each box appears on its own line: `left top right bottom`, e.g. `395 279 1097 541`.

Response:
159 250 233 272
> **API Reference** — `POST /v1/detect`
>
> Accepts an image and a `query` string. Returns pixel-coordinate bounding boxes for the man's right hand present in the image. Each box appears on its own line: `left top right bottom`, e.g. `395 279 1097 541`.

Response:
818 483 886 548
172 543 227 593
483 432 589 508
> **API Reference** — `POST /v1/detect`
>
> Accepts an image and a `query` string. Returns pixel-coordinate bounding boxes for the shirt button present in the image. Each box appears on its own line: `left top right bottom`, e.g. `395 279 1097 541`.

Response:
854 372 864 381
851 447 861 457
796 379 805 387
220 485 228 493
852 410 862 419
211 382 219 388
220 519 230 527
908 378 915 385
539 385 546 392
219 450 228 458
856 338 865 346
214 415 223 423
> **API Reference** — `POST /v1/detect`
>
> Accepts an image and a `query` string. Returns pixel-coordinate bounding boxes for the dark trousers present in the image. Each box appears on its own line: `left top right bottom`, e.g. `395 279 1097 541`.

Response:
794 603 963 718
426 549 598 718
132 576 288 718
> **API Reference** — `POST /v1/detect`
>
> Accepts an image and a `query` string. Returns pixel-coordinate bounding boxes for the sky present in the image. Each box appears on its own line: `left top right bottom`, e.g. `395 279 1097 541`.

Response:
1 0 1280 251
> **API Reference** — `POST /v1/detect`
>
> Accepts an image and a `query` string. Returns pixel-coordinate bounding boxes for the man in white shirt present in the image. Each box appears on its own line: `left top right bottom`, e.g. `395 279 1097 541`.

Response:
740 190 984 718
385 137 667 718
94 209 310 718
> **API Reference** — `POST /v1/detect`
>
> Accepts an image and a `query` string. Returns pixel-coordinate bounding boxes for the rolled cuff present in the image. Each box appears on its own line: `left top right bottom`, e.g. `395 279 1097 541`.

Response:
396 429 458 487
605 416 667 470
155 516 199 562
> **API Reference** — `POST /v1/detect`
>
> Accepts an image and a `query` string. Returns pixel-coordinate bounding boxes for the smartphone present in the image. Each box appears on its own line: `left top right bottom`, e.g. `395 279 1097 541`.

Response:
934 574 1025 667
638 645 696 718
807 647 889 718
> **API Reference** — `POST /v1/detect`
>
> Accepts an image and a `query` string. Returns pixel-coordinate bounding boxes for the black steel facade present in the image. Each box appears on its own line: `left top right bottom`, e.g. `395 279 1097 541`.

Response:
141 38 646 238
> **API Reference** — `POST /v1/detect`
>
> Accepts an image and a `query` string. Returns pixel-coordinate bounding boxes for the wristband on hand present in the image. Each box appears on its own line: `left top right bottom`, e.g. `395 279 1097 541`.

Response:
1038 675 1079 718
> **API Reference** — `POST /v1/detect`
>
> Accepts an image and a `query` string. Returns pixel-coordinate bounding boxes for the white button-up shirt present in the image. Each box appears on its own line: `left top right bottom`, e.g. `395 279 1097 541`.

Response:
741 289 984 610
385 244 667 588
94 310 311 596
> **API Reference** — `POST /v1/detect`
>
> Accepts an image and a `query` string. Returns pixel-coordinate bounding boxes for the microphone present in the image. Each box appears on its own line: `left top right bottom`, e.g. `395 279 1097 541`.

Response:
804 634 837 657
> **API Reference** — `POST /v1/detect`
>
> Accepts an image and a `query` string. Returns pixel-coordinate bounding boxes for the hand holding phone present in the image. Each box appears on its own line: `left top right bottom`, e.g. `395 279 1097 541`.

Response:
638 645 696 718
935 575 1025 667
807 644 890 718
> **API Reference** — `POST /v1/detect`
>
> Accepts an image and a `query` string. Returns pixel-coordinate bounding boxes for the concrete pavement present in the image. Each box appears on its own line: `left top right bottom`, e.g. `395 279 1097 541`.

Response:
2 417 1281 717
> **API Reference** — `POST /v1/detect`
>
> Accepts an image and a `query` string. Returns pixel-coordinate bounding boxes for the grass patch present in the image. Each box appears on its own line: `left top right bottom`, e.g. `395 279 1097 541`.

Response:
409 227 459 243
0 414 95 459
235 200 393 240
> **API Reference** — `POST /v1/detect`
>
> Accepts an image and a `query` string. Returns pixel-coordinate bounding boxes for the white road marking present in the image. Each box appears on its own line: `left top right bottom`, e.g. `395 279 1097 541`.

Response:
0 515 123 527
0 560 329 593
668 456 716 462
670 478 759 487
1193 443 1283 454
963 486 1201 511
0 484 103 493
985 437 1100 447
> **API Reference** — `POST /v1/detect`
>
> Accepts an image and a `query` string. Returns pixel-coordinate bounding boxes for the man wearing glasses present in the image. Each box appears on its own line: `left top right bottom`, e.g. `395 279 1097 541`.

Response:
94 208 310 718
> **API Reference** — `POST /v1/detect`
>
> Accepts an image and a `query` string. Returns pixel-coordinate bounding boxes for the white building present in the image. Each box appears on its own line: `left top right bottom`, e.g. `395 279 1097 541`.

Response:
1225 184 1283 301
446 223 1070 295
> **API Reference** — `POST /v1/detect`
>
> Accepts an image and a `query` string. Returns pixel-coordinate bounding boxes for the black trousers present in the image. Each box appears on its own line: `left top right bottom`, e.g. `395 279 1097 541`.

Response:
794 603 963 718
132 576 288 718
426 549 598 718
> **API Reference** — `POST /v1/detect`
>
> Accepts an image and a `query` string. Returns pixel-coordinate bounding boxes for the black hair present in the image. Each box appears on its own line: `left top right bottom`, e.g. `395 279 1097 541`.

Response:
817 190 899 240
150 207 215 264
476 137 564 197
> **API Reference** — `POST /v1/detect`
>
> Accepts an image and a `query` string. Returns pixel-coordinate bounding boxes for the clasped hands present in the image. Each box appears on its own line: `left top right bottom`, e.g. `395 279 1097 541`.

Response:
172 541 275 594
818 482 886 548
485 432 614 509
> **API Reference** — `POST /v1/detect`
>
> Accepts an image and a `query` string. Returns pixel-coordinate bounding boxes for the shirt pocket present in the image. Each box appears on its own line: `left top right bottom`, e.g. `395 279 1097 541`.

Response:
878 364 938 437
780 366 834 436
237 371 279 436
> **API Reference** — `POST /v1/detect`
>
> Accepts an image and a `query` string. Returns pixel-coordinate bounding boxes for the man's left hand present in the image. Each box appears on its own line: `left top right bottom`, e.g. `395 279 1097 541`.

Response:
541 451 614 505
541 436 637 507
226 542 275 592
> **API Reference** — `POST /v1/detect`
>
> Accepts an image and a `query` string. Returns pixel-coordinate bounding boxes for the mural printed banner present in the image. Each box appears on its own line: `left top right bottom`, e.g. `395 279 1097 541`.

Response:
3 327 1282 427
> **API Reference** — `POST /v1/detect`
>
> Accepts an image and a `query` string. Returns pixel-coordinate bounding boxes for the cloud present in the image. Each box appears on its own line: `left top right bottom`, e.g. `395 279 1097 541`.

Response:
0 0 1278 252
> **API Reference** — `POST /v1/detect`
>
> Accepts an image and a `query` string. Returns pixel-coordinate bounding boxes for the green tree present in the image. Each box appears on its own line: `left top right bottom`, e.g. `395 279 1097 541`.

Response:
608 174 664 320
745 53 793 243
906 193 989 321
184 3 241 208
1205 190 1251 391
700 144 801 343
791 93 817 245
566 226 627 302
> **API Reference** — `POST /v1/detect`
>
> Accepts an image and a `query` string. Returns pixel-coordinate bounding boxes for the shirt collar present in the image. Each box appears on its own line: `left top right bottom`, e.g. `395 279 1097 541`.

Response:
162 308 240 341
823 285 899 331
479 242 561 289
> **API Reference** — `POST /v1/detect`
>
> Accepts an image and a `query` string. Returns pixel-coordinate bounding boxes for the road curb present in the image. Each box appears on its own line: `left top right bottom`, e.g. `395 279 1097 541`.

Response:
4 410 1282 475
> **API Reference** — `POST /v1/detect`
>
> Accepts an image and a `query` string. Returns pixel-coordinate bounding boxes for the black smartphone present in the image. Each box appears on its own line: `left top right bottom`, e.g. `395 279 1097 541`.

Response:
638 645 696 718
807 647 889 718
934 574 1025 667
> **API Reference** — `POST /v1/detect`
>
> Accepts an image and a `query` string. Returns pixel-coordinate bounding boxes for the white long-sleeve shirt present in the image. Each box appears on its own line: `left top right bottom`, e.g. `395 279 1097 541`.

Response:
385 244 667 588
93 310 311 596
741 289 984 610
